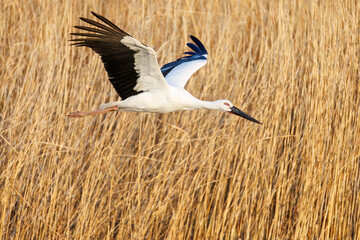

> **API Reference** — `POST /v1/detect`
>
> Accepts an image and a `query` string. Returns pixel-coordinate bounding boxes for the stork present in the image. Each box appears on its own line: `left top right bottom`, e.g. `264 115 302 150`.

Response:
68 12 261 124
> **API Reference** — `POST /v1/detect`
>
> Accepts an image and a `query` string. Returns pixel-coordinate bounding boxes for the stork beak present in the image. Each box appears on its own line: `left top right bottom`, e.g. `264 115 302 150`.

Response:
229 106 262 124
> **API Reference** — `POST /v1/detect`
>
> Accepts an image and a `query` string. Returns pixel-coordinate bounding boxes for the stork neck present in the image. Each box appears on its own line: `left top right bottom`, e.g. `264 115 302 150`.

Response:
196 100 220 110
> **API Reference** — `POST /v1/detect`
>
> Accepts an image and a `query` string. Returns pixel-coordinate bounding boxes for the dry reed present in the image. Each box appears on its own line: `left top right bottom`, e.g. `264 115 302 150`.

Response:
1 0 359 239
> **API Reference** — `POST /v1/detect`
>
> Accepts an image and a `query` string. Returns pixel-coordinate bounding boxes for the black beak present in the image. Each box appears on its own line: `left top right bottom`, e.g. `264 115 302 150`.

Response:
230 106 262 124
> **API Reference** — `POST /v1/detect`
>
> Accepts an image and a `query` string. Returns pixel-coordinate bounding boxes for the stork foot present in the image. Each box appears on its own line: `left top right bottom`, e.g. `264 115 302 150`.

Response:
68 106 119 118
68 111 87 118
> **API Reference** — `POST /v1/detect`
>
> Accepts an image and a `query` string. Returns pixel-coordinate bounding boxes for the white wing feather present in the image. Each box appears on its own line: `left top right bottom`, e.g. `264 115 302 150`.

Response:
121 36 169 91
164 59 207 88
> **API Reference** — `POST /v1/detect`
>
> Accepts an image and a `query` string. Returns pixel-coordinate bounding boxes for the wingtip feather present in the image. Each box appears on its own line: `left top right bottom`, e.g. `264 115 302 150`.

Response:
91 11 101 19
189 35 207 54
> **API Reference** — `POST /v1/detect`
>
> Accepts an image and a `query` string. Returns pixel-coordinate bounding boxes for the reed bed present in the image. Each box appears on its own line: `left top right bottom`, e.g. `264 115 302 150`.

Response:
1 0 359 239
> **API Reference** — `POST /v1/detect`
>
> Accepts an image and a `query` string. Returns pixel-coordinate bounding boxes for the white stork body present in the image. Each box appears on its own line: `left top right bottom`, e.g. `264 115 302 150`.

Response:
100 88 220 113
68 12 261 124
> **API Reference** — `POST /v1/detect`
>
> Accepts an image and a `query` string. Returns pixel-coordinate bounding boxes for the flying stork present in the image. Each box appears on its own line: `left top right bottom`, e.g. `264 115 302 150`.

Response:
68 12 261 124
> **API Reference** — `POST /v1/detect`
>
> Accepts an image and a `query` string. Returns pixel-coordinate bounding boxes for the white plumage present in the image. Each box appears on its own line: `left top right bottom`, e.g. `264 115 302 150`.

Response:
164 58 207 88
68 12 261 124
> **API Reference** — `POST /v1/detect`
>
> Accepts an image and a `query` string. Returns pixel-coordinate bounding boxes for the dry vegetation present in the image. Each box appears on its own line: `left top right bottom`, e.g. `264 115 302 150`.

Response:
1 0 360 239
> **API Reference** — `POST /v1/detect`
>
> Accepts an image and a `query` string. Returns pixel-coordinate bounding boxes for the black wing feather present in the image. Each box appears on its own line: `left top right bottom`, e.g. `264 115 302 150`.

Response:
73 26 114 36
71 12 141 100
91 11 130 35
161 36 208 78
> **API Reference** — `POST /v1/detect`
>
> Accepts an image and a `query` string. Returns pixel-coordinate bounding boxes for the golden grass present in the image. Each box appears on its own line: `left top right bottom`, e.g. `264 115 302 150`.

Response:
1 0 359 239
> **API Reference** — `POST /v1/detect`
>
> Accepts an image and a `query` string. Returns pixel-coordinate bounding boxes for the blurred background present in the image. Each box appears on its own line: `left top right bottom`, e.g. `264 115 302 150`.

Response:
1 0 359 239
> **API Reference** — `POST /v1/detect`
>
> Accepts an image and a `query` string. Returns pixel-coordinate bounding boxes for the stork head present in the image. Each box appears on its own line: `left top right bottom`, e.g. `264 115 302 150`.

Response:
216 100 262 124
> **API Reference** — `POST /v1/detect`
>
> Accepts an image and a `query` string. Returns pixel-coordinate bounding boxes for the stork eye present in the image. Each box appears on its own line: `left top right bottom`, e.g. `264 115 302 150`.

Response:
224 103 230 107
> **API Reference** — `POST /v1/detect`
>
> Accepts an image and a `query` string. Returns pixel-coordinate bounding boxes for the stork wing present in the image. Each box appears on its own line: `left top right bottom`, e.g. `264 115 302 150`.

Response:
161 36 208 89
71 11 168 100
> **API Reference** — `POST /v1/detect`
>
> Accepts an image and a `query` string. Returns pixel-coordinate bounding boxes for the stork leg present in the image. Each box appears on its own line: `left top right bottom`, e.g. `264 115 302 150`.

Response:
68 106 119 118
